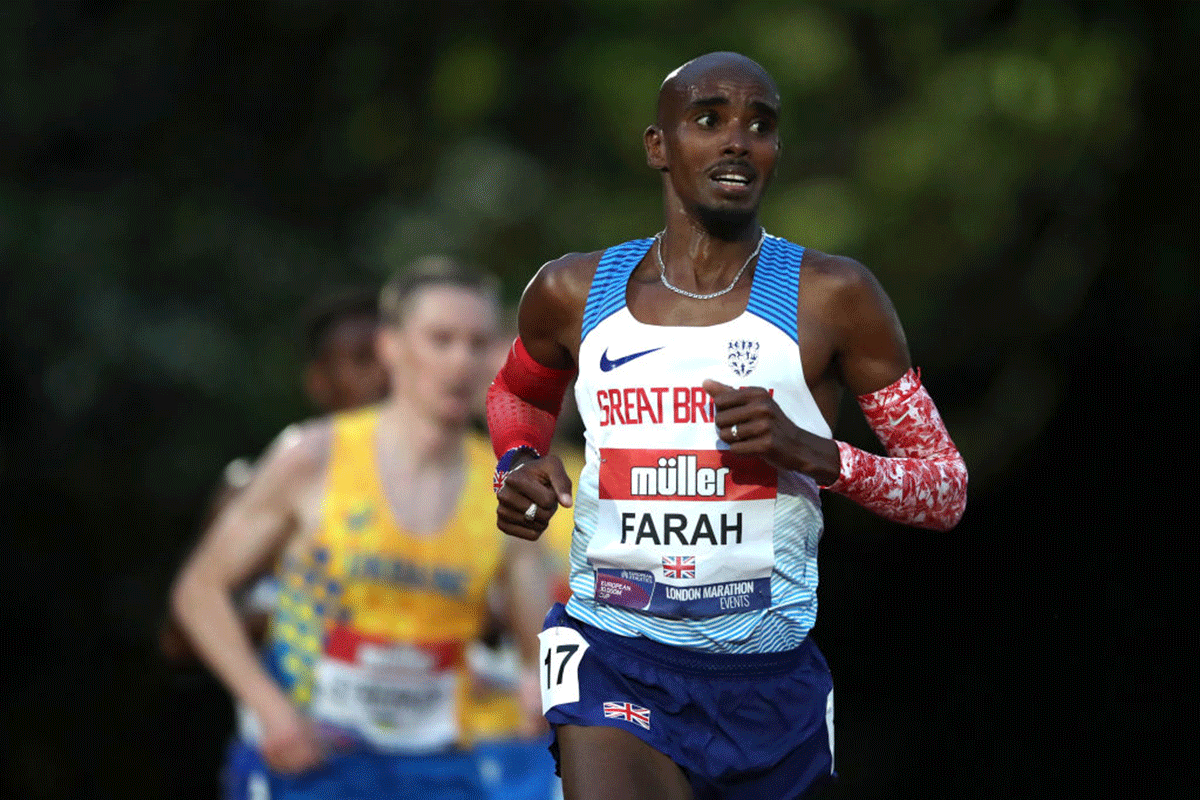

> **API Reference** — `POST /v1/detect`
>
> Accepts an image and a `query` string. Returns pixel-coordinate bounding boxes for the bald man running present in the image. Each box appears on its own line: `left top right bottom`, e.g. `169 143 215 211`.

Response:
487 52 968 800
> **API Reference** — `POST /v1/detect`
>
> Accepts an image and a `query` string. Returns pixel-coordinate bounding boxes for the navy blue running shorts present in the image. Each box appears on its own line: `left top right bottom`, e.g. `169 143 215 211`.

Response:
540 603 835 800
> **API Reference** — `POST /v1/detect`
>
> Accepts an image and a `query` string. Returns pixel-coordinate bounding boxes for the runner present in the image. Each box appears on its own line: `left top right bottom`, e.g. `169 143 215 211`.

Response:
488 52 967 800
173 261 552 800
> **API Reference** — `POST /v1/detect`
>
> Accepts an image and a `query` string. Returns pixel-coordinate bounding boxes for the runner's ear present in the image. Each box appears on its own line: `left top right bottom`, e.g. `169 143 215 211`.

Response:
304 362 333 410
645 125 667 171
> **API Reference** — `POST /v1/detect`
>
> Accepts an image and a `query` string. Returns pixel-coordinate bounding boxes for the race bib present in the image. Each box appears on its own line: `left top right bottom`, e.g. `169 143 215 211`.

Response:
588 448 776 618
538 626 589 713
309 626 461 752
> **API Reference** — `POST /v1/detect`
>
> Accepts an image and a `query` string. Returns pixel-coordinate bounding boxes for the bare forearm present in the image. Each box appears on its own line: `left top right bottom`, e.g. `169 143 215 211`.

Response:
504 540 552 667
171 569 291 718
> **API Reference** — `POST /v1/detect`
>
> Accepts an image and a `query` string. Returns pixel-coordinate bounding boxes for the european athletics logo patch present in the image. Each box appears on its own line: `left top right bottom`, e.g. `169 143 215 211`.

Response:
603 701 651 730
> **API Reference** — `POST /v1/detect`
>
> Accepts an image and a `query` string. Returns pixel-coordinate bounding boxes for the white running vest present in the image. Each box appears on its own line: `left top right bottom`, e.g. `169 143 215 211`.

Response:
564 235 831 654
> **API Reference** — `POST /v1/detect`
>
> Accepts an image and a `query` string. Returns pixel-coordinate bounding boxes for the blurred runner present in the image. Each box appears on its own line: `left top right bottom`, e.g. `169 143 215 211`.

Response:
162 288 387 800
172 260 552 800
162 287 387 664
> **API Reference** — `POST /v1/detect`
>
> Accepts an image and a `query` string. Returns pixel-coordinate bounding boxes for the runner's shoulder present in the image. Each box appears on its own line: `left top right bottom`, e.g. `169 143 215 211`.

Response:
800 247 874 287
524 250 605 314
798 248 889 319
256 416 334 484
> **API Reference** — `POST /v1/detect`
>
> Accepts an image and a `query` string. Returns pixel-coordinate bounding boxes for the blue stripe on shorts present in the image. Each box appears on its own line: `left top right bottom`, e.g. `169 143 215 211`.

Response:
542 603 835 800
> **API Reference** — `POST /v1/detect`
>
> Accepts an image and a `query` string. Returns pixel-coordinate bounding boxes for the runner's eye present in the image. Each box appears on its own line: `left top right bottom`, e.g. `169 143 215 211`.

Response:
695 112 717 128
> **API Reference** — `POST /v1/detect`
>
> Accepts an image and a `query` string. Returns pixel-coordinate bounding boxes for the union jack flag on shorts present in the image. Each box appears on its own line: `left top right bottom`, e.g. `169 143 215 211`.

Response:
662 555 695 579
603 701 651 730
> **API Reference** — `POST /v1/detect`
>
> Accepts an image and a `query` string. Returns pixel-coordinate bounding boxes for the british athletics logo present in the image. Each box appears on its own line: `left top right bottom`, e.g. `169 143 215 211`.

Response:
603 701 651 730
662 555 695 579
727 339 760 377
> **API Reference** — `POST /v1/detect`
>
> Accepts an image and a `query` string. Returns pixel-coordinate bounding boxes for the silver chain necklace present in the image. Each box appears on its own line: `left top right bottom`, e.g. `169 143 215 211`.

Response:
654 229 766 300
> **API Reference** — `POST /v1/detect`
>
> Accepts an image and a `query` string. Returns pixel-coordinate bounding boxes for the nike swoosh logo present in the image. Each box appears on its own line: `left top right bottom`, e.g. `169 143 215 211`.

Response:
600 346 663 372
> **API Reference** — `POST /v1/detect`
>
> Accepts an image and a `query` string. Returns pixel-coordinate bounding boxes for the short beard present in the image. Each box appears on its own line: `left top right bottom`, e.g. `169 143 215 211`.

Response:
694 204 759 241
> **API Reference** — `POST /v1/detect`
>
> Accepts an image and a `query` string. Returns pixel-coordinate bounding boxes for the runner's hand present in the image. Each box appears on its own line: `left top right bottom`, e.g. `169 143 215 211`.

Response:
258 702 325 774
703 379 840 484
495 454 573 541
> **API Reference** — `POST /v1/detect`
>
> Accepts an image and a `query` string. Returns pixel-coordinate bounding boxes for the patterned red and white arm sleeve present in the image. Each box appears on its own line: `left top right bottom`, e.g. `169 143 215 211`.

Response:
824 369 967 531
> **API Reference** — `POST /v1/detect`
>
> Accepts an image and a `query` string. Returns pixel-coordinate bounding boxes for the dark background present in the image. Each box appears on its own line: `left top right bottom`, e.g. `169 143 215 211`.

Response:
1 1 1195 798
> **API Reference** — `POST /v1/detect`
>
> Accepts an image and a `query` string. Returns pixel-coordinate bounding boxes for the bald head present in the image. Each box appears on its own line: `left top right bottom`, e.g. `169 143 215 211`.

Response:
657 52 780 125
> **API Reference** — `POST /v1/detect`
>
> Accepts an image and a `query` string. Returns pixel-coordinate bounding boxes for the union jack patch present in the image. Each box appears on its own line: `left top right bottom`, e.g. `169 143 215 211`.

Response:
603 701 651 730
662 555 695 579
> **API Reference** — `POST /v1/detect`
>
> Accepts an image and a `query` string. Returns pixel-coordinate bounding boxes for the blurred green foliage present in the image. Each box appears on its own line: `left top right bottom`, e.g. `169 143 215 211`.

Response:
2 1 1164 497
1 2 1195 799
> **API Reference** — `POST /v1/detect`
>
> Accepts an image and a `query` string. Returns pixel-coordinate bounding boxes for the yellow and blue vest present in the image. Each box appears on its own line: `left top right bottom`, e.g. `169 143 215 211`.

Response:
265 408 515 750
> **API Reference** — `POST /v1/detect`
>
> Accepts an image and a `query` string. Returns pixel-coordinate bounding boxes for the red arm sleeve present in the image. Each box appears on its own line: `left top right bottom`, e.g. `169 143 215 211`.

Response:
486 337 576 459
824 369 968 531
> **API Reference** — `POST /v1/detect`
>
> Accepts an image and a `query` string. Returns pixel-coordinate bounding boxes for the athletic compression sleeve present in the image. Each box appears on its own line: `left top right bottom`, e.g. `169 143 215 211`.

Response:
487 337 576 462
824 369 967 531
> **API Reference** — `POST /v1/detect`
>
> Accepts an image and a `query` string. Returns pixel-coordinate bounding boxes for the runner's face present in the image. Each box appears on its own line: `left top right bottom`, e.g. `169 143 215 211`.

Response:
653 66 780 222
313 314 388 412
389 286 497 425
